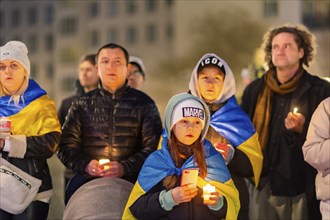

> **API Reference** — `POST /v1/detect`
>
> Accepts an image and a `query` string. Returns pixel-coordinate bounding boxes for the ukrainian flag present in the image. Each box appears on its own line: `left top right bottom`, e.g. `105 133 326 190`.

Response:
123 138 240 220
210 96 263 186
0 79 61 136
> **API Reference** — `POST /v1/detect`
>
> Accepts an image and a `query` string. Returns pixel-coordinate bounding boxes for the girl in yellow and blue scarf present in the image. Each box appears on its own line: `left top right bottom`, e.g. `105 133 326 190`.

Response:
123 93 239 220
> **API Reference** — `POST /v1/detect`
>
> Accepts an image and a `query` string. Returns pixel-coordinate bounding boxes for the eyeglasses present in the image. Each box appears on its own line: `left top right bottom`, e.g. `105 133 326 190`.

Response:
0 63 20 72
128 70 143 76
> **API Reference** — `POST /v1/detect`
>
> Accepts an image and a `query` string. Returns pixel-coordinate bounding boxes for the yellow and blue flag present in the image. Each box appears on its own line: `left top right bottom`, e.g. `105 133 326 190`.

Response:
210 96 263 186
123 137 240 220
0 79 61 136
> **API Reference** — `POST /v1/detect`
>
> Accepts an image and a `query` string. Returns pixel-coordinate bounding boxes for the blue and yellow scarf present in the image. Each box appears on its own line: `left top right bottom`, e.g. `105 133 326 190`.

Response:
210 96 263 186
0 79 61 136
123 138 240 220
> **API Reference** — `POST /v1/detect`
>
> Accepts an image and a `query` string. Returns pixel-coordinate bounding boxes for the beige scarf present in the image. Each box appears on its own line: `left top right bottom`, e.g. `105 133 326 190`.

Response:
252 68 303 151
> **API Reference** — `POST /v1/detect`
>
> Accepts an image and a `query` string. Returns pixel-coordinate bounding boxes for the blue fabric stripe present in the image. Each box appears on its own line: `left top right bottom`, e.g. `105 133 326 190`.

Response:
210 96 256 147
0 79 46 117
138 138 230 193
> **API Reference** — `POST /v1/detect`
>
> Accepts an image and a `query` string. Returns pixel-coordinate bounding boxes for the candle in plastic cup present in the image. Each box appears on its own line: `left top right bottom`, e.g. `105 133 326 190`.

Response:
99 159 110 170
293 107 298 114
203 183 215 202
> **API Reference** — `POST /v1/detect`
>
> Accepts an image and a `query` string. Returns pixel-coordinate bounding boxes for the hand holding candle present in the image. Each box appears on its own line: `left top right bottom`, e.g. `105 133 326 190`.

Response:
293 107 298 114
99 158 110 170
285 106 305 133
203 183 216 203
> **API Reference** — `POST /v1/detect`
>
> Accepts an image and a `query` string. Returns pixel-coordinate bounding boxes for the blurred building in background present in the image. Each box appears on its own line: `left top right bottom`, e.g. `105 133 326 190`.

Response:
0 0 328 108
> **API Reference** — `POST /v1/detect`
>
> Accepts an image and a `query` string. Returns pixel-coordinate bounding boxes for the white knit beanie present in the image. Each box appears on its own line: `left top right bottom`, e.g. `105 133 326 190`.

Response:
0 41 30 76
129 56 146 74
171 99 205 129
164 93 210 140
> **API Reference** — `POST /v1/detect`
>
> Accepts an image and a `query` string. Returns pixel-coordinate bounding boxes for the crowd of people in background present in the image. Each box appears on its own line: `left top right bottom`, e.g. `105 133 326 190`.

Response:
1 23 329 220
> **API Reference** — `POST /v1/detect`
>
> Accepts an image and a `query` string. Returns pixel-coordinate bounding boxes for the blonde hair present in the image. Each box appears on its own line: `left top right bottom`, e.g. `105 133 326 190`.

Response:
0 71 29 106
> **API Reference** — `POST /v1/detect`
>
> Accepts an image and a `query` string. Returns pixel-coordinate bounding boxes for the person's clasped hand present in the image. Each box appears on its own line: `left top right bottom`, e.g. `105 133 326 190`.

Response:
285 111 305 134
214 142 234 164
85 159 124 178
171 184 198 204
203 191 221 206
214 142 230 159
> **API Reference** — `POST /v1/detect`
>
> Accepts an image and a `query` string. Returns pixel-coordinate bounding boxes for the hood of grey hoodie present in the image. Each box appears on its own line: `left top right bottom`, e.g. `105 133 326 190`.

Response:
189 53 236 104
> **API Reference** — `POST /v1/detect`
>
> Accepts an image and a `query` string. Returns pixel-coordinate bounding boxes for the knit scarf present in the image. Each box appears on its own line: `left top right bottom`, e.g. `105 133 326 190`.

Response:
252 68 303 151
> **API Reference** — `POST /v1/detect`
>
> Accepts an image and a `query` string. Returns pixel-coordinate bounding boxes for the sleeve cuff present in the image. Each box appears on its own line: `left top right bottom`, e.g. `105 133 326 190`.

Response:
225 144 235 164
207 195 224 211
3 137 11 151
159 189 177 211
7 135 27 158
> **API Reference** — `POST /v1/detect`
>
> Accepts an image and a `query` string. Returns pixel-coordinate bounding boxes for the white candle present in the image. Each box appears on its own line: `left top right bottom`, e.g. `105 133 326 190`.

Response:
203 183 215 202
99 159 110 170
293 107 298 114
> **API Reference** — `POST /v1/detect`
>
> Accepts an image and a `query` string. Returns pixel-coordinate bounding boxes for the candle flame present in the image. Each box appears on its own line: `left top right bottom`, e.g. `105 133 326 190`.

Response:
293 107 298 114
203 183 215 202
99 159 110 165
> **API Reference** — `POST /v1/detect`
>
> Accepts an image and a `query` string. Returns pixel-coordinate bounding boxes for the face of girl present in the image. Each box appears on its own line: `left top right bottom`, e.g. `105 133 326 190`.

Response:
197 66 225 103
0 60 26 94
173 117 203 145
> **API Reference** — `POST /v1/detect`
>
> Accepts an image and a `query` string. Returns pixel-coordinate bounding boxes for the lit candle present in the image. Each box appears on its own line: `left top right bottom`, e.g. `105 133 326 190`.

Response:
99 159 110 170
203 183 216 202
293 107 298 114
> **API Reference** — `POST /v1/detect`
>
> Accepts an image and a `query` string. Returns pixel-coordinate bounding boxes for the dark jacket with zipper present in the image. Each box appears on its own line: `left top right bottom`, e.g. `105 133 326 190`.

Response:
57 83 162 183
241 70 330 196
58 80 85 125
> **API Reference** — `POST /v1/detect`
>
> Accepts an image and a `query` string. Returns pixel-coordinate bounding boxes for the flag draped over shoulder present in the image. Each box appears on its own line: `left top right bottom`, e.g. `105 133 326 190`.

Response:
210 96 263 186
122 137 240 220
0 79 61 136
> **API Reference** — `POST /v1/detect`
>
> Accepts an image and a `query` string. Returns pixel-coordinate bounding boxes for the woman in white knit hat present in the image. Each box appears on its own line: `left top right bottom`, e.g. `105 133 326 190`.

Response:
0 41 61 219
123 93 240 220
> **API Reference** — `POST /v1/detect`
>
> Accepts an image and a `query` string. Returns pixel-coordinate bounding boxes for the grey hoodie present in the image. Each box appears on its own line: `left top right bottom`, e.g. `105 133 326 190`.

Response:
189 53 236 104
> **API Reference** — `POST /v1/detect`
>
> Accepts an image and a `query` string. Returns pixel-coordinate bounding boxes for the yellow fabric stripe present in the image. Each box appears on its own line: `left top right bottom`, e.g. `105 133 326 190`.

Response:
237 132 263 187
157 135 163 150
8 95 61 136
122 182 144 220
197 177 240 220
122 177 240 220
159 133 263 187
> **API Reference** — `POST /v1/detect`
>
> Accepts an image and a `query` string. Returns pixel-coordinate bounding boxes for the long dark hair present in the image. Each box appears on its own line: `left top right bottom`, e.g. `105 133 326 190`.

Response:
163 131 207 189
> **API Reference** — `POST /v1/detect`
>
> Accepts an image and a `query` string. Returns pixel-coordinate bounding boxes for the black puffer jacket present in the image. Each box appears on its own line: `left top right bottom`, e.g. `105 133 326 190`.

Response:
58 80 85 125
57 84 162 183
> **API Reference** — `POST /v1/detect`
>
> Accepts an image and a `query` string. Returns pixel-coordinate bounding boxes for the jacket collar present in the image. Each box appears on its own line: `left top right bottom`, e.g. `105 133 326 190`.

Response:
99 80 130 98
